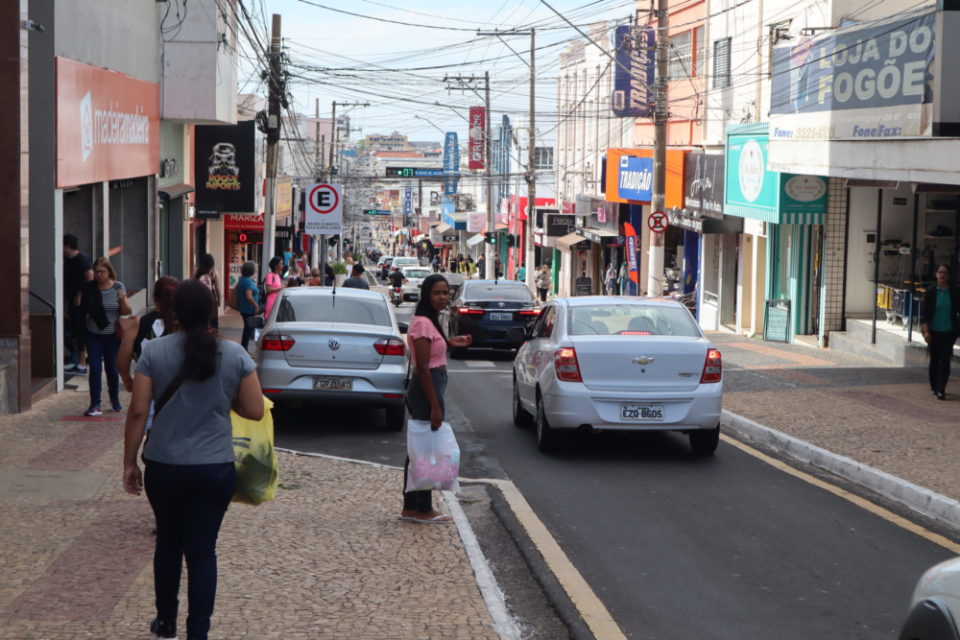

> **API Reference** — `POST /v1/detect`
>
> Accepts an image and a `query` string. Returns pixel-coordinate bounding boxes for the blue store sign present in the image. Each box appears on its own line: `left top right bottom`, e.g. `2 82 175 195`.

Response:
611 25 654 118
617 155 654 202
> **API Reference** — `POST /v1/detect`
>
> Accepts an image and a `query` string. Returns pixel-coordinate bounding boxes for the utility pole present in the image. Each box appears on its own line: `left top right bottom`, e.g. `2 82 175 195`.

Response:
647 0 669 296
477 29 537 288
443 74 495 279
312 99 321 271
262 13 282 282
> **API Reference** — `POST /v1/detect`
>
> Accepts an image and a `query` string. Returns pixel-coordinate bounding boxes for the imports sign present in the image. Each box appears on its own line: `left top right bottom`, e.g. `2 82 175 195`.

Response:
611 25 654 118
55 57 160 187
770 11 936 139
194 121 257 213
468 106 486 169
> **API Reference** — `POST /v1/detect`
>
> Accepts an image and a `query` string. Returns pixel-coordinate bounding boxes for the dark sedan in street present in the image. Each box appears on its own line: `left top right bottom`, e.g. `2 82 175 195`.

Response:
441 279 539 355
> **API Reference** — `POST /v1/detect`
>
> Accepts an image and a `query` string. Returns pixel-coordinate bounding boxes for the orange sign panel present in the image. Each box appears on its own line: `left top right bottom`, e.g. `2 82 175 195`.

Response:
605 148 686 209
56 57 160 187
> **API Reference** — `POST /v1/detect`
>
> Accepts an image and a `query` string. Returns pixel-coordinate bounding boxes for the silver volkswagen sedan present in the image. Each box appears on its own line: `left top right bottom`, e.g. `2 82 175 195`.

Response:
512 297 723 454
256 287 409 430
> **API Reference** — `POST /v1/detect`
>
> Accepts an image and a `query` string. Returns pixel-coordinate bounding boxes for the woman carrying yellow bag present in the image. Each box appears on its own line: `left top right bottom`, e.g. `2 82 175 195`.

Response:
122 279 263 640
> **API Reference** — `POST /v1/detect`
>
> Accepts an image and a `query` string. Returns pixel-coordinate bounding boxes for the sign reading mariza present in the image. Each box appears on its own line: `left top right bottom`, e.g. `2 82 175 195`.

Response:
305 183 343 235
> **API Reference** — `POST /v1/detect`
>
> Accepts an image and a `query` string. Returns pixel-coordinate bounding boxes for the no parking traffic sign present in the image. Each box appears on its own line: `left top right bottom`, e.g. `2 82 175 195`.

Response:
648 211 668 233
305 183 343 235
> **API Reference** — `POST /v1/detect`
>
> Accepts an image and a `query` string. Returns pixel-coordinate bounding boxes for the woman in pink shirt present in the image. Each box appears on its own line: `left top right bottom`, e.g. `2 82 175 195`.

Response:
264 256 284 318
401 274 472 524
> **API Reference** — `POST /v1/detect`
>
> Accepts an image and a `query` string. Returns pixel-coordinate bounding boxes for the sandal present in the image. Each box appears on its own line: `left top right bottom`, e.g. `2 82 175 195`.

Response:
409 511 453 524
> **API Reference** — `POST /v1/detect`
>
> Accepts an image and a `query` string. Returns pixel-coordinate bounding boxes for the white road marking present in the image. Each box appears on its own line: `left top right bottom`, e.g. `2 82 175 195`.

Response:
463 360 497 368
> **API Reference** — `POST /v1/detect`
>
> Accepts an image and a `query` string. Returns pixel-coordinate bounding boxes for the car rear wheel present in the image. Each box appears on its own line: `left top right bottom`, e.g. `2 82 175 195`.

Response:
385 403 406 431
689 425 720 455
535 393 559 452
512 376 532 428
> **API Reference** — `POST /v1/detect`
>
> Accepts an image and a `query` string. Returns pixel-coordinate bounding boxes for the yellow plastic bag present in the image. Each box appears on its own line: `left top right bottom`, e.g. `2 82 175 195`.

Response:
231 396 279 505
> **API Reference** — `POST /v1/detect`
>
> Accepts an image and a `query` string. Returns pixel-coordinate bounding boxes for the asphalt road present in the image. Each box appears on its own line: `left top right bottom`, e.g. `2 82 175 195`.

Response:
272 299 956 640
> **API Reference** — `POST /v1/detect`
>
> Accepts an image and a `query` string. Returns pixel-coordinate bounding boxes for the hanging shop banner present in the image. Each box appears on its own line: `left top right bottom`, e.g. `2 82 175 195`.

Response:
467 211 485 233
443 131 460 195
624 222 640 285
770 11 936 140
684 151 724 218
194 120 257 213
55 57 160 187
611 25 655 118
403 186 413 215
468 106 486 169
275 176 293 224
546 213 576 237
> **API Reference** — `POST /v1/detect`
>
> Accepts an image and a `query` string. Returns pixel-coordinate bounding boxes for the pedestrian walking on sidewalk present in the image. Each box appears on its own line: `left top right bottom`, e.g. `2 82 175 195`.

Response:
921 264 960 400
63 234 93 374
401 275 472 524
535 265 551 303
264 256 284 317
119 276 179 396
122 279 263 640
81 257 131 416
235 262 260 351
194 253 221 329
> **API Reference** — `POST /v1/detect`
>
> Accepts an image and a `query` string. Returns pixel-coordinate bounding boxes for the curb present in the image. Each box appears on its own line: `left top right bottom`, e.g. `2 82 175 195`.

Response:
721 408 960 532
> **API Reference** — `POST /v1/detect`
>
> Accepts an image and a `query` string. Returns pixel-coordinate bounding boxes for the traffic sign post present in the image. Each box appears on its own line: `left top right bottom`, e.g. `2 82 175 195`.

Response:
648 211 669 233
305 183 343 235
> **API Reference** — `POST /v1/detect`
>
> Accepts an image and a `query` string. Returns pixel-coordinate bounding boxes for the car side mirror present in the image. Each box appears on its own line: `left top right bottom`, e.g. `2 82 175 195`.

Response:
398 322 409 334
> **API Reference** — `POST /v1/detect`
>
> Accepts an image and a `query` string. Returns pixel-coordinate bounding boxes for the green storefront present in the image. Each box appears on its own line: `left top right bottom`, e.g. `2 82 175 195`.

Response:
725 123 828 340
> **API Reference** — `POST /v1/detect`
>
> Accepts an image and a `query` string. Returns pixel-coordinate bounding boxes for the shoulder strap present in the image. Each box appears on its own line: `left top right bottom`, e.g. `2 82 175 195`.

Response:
154 370 187 416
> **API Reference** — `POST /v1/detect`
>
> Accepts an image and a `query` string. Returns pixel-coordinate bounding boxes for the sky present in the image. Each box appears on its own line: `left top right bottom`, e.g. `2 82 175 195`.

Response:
234 0 637 145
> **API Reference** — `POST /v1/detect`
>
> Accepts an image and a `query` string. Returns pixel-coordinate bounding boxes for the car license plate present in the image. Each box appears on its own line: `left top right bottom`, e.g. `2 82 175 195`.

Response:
620 403 664 420
313 376 352 391
489 312 513 321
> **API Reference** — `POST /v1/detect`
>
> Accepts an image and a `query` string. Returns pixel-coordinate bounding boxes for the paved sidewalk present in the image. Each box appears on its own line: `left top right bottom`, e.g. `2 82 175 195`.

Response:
713 332 960 504
0 386 499 639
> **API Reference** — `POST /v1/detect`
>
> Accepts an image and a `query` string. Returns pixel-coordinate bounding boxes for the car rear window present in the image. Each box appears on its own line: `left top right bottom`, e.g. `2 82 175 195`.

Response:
568 305 700 337
463 284 534 302
403 269 431 278
275 294 392 326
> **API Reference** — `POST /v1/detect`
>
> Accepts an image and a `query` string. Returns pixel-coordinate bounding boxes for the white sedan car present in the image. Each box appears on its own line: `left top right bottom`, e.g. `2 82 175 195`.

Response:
400 266 433 301
512 297 723 454
900 557 960 639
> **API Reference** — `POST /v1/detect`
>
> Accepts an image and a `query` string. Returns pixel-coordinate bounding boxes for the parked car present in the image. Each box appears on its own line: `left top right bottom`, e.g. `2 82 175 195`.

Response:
378 256 394 279
511 297 722 453
255 287 409 430
441 279 540 354
899 557 960 640
400 266 433 301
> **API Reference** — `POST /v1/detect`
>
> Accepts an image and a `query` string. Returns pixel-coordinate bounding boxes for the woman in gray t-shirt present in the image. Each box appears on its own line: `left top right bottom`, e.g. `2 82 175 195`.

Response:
80 256 131 416
122 280 263 640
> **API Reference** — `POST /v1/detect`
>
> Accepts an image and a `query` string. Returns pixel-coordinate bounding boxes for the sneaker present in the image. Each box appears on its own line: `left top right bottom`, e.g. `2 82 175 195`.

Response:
74 365 87 375
64 363 77 372
149 617 177 639
83 405 102 417
110 399 123 412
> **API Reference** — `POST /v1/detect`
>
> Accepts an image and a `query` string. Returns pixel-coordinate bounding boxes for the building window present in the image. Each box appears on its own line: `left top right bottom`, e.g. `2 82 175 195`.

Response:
713 37 732 89
667 31 692 81
534 147 554 170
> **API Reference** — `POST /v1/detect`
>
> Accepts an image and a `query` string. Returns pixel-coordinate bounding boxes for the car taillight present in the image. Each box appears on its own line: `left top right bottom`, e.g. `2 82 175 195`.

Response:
262 335 295 351
374 338 405 356
701 349 722 383
518 308 541 317
554 347 582 382
458 306 484 315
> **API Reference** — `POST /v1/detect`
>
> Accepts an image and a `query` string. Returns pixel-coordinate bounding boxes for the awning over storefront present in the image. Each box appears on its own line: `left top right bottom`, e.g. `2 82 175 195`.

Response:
556 231 590 253
578 226 619 244
466 233 485 247
159 183 194 199
433 222 452 234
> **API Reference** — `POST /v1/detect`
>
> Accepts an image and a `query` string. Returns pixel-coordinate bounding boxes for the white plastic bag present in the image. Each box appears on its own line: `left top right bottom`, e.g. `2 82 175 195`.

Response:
405 420 460 492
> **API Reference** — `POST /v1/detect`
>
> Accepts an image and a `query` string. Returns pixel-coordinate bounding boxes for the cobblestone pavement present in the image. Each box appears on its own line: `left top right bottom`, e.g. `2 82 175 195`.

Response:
713 332 960 502
0 386 499 639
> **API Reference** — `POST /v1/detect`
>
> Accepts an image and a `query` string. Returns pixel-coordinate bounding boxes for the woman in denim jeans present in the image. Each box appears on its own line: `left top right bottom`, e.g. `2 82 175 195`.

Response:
400 275 472 524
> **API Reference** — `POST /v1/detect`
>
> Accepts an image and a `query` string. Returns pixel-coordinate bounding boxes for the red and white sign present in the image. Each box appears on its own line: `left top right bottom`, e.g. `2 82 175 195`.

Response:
468 106 486 170
225 213 264 230
648 211 669 233
305 183 343 235
56 57 160 187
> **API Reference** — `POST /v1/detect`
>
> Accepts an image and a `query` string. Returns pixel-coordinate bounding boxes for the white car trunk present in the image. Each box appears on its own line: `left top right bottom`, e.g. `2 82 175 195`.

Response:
276 322 389 371
570 335 708 393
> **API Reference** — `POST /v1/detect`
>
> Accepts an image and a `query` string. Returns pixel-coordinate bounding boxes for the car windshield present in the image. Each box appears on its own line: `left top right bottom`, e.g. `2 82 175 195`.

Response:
403 269 431 278
275 294 392 326
464 285 534 302
568 304 700 337
393 259 418 266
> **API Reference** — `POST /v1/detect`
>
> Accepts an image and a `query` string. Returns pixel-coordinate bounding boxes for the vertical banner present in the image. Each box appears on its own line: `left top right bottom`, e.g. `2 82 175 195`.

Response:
443 132 460 195
624 222 639 285
611 25 654 118
194 120 257 213
403 185 413 215
468 106 486 169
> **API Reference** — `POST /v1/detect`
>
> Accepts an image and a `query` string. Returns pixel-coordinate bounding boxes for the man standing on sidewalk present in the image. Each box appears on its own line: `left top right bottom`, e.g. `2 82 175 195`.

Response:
921 264 960 400
63 234 93 373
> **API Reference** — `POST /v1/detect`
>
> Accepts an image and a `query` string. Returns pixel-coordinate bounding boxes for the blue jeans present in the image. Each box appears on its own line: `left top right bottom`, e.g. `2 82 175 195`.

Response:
145 461 236 640
85 332 120 407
